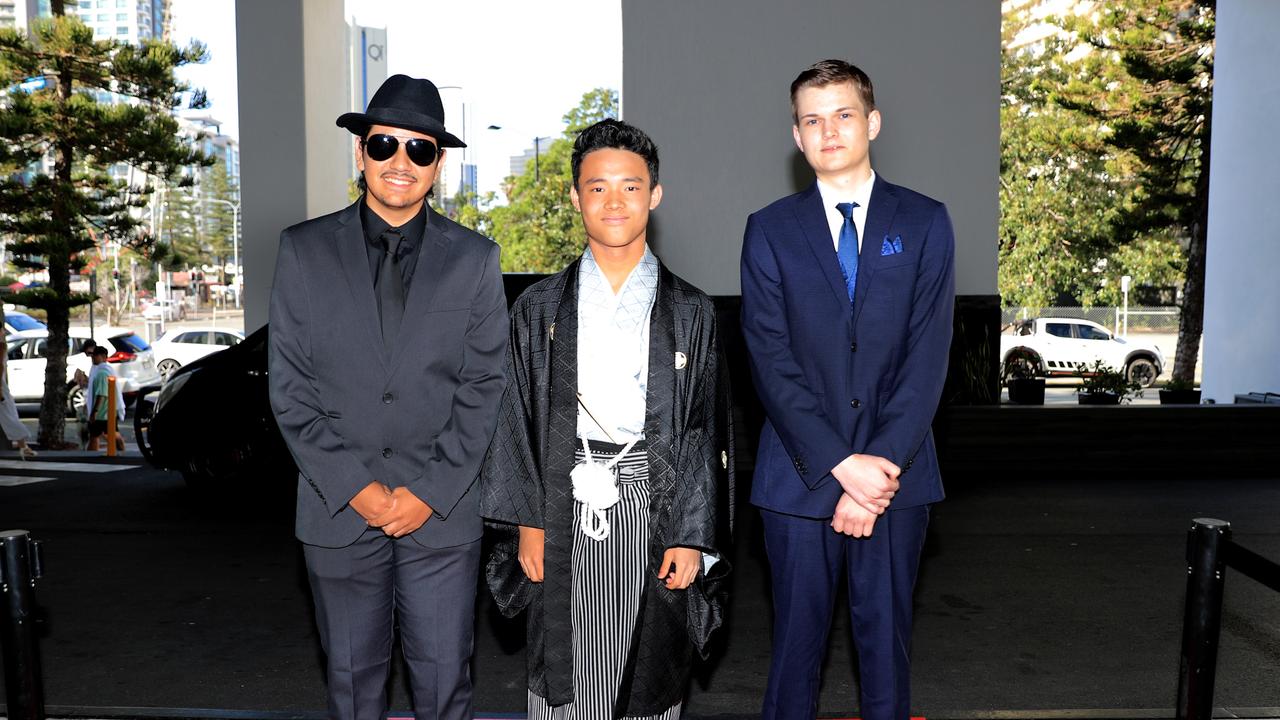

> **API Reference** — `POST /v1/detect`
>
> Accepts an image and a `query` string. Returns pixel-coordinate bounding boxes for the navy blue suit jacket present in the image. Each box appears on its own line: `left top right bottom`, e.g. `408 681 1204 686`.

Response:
741 175 954 519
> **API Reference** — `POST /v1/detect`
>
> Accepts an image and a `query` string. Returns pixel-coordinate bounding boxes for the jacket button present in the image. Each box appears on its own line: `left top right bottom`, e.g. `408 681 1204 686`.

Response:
850 342 858 352
850 399 862 408
382 448 393 458
382 392 394 404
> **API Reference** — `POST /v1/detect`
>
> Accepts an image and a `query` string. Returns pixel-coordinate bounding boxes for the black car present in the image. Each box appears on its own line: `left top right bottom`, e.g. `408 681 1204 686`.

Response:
135 325 295 490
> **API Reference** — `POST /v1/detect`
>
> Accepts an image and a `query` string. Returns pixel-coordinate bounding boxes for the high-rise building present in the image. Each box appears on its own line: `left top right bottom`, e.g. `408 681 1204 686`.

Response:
73 0 170 42
509 137 555 180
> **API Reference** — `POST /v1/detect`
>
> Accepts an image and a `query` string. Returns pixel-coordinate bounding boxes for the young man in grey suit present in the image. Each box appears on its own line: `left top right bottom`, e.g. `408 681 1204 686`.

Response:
268 74 507 720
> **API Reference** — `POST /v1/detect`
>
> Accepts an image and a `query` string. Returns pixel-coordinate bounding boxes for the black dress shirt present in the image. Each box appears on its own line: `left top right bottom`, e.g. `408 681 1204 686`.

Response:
361 200 427 292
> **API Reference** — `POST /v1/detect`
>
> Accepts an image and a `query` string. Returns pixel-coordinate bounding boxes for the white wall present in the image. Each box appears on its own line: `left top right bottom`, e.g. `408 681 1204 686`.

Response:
1201 0 1280 403
621 0 1000 297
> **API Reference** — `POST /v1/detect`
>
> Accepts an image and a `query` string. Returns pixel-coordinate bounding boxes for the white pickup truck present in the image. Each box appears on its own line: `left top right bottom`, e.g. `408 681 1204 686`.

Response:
1000 317 1165 387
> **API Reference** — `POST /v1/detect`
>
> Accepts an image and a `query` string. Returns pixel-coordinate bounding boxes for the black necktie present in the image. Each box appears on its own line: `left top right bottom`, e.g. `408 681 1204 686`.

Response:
377 229 405 351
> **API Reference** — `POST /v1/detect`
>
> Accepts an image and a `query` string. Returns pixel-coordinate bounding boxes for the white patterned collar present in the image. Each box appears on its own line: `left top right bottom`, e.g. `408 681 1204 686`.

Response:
578 245 659 334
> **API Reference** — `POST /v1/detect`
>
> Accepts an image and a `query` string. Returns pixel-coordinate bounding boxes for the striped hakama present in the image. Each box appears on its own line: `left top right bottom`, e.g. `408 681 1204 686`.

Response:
528 440 682 720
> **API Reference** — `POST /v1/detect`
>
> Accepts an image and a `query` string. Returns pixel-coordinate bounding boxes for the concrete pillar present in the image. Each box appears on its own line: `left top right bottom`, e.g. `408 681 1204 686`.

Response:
235 0 348 332
1201 1 1280 403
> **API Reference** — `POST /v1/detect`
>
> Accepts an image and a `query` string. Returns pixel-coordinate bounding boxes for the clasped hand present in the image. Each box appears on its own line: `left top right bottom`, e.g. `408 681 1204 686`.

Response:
350 481 432 537
831 453 900 515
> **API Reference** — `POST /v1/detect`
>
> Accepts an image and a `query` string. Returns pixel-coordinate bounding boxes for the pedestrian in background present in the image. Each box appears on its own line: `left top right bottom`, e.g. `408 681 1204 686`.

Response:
0 332 37 459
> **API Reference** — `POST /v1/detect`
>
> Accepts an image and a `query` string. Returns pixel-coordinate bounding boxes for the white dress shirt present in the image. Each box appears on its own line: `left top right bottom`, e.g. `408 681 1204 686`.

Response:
817 170 876 253
576 246 658 443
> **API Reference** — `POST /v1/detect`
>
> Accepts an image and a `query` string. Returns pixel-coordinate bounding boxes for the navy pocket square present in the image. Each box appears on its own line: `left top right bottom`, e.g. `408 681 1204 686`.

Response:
881 235 904 256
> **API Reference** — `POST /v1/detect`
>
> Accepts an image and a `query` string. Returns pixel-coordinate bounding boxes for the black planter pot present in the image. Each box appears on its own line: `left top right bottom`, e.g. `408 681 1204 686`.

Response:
1007 378 1046 405
1078 391 1122 406
1159 389 1202 405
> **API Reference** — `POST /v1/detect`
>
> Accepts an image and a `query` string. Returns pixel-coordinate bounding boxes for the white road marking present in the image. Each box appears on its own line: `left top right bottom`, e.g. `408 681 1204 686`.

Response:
0 475 55 486
0 460 139 473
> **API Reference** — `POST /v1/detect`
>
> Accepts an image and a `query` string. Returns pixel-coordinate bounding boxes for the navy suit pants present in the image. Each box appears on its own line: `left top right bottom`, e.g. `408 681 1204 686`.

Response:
303 528 480 720
760 504 930 720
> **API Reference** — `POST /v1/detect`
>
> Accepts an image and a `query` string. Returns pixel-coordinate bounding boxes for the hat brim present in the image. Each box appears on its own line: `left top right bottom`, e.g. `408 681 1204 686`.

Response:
336 110 466 148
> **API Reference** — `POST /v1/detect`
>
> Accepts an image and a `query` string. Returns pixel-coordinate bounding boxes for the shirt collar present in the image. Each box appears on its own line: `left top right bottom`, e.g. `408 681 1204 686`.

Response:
816 170 876 212
361 199 427 253
578 244 659 331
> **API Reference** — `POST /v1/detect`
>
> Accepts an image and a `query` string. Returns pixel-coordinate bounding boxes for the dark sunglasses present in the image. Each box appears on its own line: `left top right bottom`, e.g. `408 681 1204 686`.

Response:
362 133 440 166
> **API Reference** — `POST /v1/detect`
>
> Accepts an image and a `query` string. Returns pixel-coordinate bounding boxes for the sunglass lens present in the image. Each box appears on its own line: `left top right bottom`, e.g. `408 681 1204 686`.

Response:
364 134 398 161
403 139 439 166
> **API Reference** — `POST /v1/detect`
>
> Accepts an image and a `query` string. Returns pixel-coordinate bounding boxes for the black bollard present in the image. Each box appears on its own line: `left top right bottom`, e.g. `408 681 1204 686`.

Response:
1175 518 1230 720
1 529 45 720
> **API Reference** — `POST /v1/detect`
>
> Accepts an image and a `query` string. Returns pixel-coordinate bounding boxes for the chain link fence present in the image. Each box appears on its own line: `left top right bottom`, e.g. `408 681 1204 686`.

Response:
1001 306 1180 334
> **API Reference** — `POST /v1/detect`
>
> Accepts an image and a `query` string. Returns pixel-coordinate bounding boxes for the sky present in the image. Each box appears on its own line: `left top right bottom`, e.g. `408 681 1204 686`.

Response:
167 0 623 199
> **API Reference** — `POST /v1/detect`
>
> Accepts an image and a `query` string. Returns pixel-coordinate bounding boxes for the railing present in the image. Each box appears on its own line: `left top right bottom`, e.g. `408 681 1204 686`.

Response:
1002 305 1181 334
1 529 45 720
1177 518 1280 720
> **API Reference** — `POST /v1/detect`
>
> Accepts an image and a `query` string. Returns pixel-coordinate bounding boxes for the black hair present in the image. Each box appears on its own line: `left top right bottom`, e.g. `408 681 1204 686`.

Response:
790 59 877 124
571 119 659 189
91 345 108 358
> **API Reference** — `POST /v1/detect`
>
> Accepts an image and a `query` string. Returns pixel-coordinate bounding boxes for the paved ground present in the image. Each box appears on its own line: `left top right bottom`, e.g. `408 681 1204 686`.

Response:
1 451 1277 718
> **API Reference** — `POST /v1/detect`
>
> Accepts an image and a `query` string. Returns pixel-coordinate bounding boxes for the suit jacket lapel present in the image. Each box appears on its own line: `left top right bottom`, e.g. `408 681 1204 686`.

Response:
854 175 900 324
793 183 849 312
335 201 388 373
387 209 451 375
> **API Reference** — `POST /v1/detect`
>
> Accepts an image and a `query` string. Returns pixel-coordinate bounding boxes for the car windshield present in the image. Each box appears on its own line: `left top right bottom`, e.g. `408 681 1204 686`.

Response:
110 333 151 353
5 314 45 331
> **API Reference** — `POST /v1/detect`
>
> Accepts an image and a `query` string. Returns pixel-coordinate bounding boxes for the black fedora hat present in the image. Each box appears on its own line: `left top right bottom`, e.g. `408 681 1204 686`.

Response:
336 74 466 148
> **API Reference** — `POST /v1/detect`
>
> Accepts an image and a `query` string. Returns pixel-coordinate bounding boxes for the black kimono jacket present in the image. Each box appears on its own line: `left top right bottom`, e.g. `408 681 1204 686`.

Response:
480 257 733 716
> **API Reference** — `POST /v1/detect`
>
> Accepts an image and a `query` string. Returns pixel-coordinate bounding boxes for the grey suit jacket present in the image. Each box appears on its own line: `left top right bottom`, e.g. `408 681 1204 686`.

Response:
268 200 508 549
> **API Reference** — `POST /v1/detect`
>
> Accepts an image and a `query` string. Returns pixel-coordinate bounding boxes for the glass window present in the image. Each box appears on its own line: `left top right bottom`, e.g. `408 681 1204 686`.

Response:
117 25 128 34
178 332 206 344
31 338 49 358
7 342 24 361
80 1 92 7
1079 326 1111 341
5 314 44 332
116 12 126 20
116 0 126 5
213 332 240 347
1045 323 1072 339
97 12 108 20
110 333 151 353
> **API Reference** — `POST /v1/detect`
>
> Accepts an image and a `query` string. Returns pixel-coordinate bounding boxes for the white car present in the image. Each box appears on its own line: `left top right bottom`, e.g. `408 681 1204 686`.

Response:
142 298 187 322
6 327 163 413
150 327 244 380
1000 317 1166 387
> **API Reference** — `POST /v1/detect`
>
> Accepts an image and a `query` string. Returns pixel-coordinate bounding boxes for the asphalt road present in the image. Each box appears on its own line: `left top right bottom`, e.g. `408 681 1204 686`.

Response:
1 458 1278 717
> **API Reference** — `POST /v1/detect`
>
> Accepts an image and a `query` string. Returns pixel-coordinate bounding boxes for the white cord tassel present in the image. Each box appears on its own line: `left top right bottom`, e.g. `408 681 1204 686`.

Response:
571 436 637 541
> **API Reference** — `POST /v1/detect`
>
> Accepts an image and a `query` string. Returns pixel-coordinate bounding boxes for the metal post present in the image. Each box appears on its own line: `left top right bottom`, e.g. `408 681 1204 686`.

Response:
1176 518 1230 720
1 529 46 720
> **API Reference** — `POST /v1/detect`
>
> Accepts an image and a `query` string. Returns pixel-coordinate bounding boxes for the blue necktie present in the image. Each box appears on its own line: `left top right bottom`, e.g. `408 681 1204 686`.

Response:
835 202 859 306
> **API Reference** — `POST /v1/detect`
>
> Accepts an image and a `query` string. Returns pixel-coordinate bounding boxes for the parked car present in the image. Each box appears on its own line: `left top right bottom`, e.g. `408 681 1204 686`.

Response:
150 327 245 381
142 298 187 322
134 325 295 491
4 309 46 334
6 327 163 413
999 317 1165 387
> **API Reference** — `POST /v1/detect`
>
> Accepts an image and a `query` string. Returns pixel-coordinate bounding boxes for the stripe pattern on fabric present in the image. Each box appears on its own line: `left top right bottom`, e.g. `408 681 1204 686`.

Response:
528 440 681 720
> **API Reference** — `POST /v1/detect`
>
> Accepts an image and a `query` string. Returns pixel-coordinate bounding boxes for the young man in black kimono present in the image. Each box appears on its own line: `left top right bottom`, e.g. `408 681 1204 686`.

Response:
481 119 731 719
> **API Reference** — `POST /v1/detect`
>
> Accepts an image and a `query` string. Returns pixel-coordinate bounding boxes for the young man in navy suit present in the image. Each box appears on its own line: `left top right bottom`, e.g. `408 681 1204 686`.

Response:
740 59 955 720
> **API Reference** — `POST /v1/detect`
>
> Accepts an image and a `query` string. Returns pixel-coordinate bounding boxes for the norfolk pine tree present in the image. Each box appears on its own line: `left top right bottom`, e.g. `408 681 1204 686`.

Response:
0 2 208 446
1054 0 1214 382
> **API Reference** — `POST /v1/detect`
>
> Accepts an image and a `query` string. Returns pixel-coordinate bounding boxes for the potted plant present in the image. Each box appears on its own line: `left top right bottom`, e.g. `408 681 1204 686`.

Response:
1159 377 1202 405
1002 347 1046 405
1075 360 1143 405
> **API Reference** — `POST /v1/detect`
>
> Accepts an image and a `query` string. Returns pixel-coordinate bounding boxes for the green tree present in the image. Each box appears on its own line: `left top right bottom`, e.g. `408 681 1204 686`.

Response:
1000 3 1185 310
485 87 618 272
0 3 208 445
1054 0 1214 382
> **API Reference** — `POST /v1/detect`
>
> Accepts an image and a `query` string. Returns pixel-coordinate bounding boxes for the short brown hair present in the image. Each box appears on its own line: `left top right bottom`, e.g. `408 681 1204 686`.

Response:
790 59 876 124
